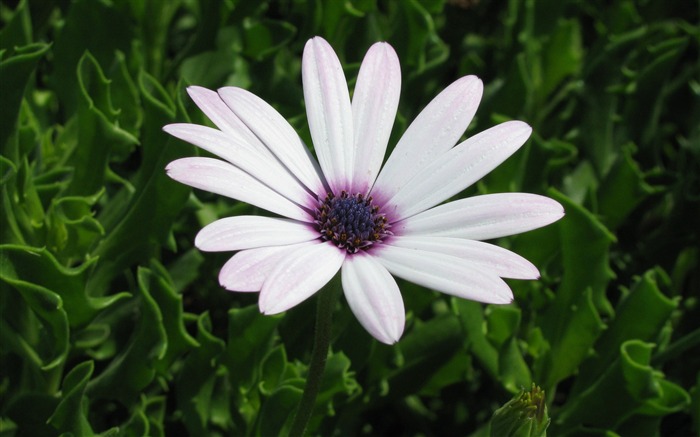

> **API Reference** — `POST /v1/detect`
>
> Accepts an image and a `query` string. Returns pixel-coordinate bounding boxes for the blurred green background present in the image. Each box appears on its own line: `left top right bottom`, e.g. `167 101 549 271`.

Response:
1 0 698 435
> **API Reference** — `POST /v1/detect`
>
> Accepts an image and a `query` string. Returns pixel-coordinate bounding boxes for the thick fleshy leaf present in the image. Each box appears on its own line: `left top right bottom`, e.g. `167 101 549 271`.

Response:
47 361 94 435
302 36 354 194
388 236 539 279
259 242 345 314
393 193 564 240
372 75 483 202
166 157 313 222
164 123 314 207
217 86 326 195
219 242 316 291
341 252 405 344
374 244 513 304
194 216 318 252
387 121 533 219
351 42 401 193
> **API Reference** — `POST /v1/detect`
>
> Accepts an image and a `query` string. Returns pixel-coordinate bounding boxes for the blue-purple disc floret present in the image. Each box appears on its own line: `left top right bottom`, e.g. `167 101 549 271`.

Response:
315 191 391 253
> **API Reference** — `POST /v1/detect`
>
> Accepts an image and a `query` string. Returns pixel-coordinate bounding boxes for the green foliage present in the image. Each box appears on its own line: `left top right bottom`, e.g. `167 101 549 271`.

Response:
1 0 698 435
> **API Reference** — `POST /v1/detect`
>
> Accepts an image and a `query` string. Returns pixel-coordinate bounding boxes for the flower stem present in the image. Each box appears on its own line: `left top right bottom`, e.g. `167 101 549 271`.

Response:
288 275 340 437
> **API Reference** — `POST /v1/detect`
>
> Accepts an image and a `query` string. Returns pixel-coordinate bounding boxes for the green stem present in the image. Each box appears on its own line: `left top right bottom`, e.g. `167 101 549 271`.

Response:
288 276 340 437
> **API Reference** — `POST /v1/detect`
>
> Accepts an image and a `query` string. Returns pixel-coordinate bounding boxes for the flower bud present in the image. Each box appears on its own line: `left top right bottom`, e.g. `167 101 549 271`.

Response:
490 384 550 437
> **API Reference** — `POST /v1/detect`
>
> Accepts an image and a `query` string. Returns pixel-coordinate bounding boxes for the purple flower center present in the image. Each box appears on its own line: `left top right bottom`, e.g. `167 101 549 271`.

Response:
314 191 391 253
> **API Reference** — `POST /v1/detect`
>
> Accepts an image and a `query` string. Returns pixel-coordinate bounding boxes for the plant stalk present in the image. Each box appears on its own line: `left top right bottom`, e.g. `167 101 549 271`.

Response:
288 276 340 437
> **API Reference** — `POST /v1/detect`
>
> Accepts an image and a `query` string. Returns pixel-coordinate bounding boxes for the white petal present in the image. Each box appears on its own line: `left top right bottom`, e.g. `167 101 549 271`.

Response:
386 121 532 220
341 252 405 344
217 86 326 195
186 86 268 150
164 124 315 207
166 157 313 222
302 37 354 194
374 244 513 304
195 216 319 252
259 242 345 314
219 242 316 292
388 236 539 280
394 193 565 240
351 42 401 194
372 75 483 202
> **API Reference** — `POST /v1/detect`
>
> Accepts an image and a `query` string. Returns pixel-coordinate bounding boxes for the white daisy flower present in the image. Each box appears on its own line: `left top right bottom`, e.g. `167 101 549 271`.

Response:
165 36 564 344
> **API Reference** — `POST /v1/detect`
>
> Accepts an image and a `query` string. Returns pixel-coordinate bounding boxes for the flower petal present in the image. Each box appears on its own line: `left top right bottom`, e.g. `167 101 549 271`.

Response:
303 37 354 194
217 86 326 194
259 242 345 314
387 121 533 220
164 124 315 207
374 244 513 304
388 236 539 280
186 86 267 149
166 157 313 222
372 75 483 202
351 42 401 193
341 252 405 344
195 216 319 252
219 242 316 292
394 193 565 240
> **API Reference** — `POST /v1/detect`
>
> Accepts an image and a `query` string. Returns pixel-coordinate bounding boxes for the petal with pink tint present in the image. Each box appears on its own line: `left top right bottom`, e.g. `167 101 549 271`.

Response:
165 157 313 222
342 252 404 344
372 75 483 201
374 244 513 304
351 42 401 193
388 236 539 280
219 241 317 292
164 124 315 207
387 121 533 220
218 87 326 195
394 193 564 240
259 242 345 314
185 86 269 152
303 37 354 193
195 216 319 252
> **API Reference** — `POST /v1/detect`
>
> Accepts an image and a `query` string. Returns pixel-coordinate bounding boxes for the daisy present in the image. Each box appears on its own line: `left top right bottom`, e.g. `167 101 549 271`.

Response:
164 36 564 345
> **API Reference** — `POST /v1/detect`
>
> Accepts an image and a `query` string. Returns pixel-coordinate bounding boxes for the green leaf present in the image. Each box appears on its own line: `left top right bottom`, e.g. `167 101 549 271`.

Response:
67 51 139 197
47 361 95 436
86 268 167 404
316 351 360 413
0 0 32 52
0 245 129 328
597 143 659 229
0 42 50 151
241 18 297 61
536 189 615 388
167 248 205 294
224 305 283 391
388 312 463 398
537 287 606 390
555 340 690 430
146 260 200 374
44 191 106 263
455 299 498 379
256 385 303 437
4 393 59 437
259 345 298 397
0 246 70 370
540 18 582 101
88 73 194 294
571 268 678 395
175 312 229 435
48 0 134 114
